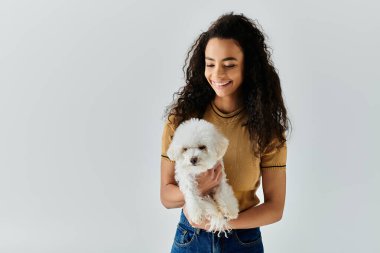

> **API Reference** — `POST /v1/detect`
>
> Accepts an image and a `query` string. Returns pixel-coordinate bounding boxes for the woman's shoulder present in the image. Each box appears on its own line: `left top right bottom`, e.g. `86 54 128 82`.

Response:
163 114 179 131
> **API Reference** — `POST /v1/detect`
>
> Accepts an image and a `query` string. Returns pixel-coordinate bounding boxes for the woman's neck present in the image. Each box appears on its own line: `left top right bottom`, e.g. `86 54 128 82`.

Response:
213 97 244 114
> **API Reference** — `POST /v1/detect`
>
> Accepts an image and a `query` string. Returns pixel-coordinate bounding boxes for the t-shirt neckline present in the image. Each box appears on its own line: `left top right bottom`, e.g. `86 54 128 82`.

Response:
210 101 245 118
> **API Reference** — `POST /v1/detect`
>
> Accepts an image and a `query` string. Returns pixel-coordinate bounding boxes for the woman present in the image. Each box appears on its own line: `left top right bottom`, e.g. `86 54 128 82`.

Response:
160 11 291 253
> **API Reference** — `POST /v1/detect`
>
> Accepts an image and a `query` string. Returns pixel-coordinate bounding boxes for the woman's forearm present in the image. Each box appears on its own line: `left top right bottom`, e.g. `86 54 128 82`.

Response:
160 183 185 209
228 201 283 229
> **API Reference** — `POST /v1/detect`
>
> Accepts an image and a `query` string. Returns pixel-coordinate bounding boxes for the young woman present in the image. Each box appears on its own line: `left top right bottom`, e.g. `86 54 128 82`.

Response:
160 12 291 253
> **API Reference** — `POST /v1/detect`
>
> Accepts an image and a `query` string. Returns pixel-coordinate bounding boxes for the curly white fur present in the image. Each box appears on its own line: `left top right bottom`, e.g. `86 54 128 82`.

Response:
167 118 239 237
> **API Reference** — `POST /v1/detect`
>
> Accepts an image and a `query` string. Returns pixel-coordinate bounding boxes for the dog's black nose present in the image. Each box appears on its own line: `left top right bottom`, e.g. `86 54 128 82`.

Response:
190 157 198 165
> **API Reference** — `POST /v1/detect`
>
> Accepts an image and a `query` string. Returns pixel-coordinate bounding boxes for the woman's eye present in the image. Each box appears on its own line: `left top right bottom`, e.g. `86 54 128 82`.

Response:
205 65 235 68
199 145 206 150
183 148 187 152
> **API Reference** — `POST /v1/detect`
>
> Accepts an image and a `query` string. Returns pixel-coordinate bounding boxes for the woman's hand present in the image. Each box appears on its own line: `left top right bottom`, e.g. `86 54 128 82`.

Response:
196 161 223 196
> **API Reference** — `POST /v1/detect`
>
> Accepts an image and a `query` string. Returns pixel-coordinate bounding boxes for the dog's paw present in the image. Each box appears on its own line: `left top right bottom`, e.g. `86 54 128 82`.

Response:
191 216 204 225
224 205 239 219
186 203 203 221
223 211 239 220
207 213 227 232
222 201 239 220
188 210 204 225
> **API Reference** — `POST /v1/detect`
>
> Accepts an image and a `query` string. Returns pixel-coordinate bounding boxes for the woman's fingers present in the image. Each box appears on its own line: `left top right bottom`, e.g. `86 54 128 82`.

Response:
196 161 224 195
211 168 218 181
207 162 220 176
215 165 222 183
210 163 222 184
213 161 221 170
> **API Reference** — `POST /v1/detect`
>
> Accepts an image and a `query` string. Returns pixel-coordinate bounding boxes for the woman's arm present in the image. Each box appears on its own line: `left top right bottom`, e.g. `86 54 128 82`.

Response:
229 169 286 229
160 158 185 209
184 169 286 229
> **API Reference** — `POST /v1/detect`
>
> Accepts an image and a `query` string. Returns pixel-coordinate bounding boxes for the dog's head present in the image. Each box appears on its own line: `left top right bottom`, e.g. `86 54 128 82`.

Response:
167 118 229 170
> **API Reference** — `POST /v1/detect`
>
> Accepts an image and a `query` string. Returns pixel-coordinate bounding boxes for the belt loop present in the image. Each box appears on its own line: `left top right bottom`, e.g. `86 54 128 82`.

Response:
195 228 201 235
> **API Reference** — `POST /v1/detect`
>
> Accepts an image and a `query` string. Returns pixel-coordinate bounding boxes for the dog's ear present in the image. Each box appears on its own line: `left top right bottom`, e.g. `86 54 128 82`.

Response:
215 134 229 159
166 139 181 162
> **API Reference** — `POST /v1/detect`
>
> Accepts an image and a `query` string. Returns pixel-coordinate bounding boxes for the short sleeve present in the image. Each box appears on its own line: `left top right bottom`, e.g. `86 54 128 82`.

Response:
161 116 176 163
260 134 287 172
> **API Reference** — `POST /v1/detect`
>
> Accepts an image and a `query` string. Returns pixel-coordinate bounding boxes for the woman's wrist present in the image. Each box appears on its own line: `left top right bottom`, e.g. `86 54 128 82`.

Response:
227 217 240 230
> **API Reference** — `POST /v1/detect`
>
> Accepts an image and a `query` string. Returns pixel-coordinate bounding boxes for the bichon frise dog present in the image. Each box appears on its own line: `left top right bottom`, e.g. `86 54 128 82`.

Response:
167 118 239 236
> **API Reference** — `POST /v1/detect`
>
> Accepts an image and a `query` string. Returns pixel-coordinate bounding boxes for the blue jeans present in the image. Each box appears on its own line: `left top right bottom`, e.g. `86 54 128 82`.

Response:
170 210 264 253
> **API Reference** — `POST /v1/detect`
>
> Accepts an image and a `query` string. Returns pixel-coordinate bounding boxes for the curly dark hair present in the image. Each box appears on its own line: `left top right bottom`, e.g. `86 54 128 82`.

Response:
163 11 292 158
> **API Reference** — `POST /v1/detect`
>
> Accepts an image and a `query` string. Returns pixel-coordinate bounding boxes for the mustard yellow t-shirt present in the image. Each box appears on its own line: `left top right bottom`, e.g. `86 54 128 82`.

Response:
161 101 287 212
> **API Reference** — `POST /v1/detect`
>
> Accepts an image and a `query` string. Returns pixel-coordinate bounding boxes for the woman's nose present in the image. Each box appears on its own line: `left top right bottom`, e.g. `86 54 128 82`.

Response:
215 66 224 75
214 65 225 76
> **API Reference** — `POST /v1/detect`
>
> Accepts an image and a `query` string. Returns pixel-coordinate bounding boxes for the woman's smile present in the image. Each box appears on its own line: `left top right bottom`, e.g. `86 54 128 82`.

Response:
212 80 233 90
212 80 232 86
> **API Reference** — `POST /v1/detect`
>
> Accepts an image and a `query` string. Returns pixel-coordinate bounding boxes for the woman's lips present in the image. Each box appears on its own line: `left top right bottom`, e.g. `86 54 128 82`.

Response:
212 80 232 86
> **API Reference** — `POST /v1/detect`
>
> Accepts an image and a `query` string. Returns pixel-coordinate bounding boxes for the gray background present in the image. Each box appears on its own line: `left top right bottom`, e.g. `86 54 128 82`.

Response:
1 0 379 252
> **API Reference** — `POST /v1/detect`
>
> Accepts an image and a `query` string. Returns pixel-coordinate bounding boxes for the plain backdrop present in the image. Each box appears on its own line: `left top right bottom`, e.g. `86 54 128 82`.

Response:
1 0 379 252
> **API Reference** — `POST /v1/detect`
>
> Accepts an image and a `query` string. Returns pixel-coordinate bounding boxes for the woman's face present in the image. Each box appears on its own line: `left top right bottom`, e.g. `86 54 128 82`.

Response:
204 38 244 102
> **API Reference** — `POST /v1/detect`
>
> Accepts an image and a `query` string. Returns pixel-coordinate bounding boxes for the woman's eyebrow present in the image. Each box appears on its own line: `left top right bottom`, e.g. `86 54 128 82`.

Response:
205 56 238 61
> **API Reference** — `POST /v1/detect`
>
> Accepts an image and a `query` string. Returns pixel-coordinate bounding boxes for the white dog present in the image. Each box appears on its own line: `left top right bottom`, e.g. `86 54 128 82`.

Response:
167 118 239 236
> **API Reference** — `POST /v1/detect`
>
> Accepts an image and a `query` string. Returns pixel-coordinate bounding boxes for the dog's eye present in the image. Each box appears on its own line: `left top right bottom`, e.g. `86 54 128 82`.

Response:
183 148 187 152
198 145 206 150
